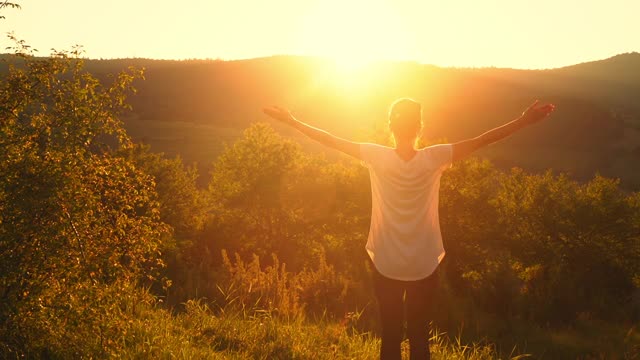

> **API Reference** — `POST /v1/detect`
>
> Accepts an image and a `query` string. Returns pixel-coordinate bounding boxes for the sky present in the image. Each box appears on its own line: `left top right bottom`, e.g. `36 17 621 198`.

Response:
2 0 639 69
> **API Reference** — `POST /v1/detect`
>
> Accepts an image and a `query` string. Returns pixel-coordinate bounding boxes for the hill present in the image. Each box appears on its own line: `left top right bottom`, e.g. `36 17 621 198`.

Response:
10 53 640 188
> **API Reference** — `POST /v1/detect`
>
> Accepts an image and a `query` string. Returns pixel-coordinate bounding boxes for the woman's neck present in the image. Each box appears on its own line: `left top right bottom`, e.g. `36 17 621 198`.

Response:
393 138 417 161
394 139 416 152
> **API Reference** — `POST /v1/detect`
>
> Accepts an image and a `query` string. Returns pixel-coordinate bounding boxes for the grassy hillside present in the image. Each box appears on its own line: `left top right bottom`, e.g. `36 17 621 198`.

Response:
66 53 640 189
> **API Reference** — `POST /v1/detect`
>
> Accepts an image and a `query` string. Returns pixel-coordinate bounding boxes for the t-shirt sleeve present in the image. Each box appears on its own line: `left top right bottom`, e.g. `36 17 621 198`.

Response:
359 143 382 168
425 144 453 170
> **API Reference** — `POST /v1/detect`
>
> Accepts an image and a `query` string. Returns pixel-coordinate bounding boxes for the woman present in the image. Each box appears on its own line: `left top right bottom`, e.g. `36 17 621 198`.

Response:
263 99 555 359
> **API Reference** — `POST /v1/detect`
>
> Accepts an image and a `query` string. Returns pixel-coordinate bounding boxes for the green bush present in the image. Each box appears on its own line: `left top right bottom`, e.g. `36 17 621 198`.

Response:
0 46 167 356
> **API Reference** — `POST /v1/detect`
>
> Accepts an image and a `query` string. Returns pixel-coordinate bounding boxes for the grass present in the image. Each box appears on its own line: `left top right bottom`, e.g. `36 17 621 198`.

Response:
112 296 522 359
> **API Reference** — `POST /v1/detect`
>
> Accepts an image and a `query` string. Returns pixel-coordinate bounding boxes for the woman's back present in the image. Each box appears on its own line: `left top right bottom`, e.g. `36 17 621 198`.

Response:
360 143 452 281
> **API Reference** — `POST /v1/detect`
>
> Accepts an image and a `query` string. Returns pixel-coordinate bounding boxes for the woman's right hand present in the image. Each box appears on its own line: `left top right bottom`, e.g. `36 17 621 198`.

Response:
263 106 295 124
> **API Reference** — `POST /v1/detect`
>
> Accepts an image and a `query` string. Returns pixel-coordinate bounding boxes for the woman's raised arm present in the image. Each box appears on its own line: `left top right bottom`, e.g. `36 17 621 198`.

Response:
263 106 363 160
451 100 555 162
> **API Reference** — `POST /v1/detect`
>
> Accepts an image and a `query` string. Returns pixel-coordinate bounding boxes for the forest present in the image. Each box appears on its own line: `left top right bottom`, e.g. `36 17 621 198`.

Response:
1 32 640 360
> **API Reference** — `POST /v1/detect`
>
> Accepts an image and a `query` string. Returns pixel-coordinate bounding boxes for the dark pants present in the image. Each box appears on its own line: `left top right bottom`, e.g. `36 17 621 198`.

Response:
372 267 438 360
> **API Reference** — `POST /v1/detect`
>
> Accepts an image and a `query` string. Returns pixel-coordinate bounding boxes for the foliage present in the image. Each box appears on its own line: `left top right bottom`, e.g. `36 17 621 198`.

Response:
4 281 155 358
0 44 167 355
216 249 352 319
209 123 370 268
120 144 210 244
208 123 302 261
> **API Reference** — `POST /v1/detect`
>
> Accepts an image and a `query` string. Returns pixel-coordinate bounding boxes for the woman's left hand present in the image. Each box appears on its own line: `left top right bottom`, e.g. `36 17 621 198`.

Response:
521 100 556 124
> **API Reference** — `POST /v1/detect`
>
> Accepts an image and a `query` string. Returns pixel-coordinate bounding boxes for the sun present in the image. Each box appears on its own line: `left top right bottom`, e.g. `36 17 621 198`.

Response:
296 0 417 69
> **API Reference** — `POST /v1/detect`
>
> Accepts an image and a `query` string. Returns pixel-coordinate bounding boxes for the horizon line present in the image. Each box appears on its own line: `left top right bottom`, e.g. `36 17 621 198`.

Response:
2 51 639 71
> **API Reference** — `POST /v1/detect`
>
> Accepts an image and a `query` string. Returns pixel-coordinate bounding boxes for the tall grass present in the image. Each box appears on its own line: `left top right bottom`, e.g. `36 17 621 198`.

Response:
117 294 517 359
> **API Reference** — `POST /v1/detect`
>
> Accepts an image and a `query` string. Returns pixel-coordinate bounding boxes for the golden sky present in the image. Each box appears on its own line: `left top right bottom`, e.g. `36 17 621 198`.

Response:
3 0 639 69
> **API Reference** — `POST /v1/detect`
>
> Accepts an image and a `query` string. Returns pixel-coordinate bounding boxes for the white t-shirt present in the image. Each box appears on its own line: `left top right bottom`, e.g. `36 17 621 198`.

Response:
360 143 453 281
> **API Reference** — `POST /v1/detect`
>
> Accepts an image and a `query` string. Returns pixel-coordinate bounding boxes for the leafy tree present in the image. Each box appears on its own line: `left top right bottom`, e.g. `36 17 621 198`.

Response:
205 123 370 271
207 123 302 262
0 43 167 355
120 144 209 244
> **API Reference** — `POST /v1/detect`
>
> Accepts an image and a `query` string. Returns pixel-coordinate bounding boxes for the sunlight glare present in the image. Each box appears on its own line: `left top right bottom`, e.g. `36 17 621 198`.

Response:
297 0 417 70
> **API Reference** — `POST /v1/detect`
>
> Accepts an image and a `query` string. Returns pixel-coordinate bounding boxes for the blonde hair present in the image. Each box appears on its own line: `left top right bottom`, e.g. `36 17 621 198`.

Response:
388 98 422 143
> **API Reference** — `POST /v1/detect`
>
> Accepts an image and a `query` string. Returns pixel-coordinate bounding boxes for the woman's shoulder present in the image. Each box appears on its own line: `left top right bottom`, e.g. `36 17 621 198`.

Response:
418 143 453 168
361 143 393 150
418 143 451 151
360 143 394 166
360 143 394 155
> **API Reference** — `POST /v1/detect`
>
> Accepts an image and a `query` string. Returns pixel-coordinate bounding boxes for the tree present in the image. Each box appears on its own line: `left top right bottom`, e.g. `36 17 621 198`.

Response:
0 42 168 355
120 144 209 244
